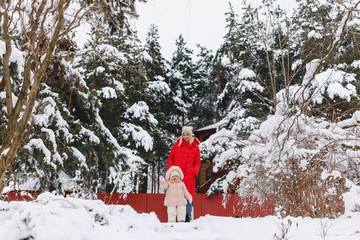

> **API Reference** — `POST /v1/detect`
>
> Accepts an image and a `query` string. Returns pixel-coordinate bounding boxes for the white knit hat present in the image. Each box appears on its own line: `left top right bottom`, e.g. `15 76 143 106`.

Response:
178 126 194 147
170 171 179 178
182 126 193 135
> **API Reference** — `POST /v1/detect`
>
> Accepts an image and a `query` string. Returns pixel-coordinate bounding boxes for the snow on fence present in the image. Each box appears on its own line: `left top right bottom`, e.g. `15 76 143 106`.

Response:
6 192 275 222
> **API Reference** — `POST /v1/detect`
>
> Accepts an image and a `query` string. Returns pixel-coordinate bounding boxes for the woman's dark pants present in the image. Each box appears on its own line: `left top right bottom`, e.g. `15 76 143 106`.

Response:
185 200 193 222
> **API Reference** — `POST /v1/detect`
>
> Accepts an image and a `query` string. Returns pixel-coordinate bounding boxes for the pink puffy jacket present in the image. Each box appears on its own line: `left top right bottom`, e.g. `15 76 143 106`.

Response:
160 166 192 206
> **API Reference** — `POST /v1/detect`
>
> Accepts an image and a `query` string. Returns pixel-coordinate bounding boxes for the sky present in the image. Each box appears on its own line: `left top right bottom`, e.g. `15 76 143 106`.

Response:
134 0 297 60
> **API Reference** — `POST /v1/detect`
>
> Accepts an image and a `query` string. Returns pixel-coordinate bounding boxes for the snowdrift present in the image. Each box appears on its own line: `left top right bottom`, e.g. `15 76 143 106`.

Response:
1 192 360 239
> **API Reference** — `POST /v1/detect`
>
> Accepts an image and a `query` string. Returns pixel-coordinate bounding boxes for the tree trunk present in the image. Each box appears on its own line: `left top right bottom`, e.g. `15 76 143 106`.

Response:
0 0 65 196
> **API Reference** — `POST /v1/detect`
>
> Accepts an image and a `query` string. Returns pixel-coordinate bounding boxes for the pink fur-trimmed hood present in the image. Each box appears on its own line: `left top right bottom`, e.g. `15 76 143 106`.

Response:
165 166 184 181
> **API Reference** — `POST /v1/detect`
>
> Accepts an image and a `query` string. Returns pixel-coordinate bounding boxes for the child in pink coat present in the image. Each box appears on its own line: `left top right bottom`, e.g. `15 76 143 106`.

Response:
159 166 192 222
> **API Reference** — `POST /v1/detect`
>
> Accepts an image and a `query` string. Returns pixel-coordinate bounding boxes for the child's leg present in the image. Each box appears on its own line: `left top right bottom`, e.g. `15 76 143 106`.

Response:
176 205 186 222
167 206 176 222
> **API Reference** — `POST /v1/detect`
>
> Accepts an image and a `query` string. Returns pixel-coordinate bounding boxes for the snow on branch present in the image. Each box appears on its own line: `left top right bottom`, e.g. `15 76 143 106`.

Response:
94 109 145 167
124 101 158 126
121 123 154 152
70 147 89 170
79 126 100 144
41 127 63 165
295 3 354 108
24 139 55 169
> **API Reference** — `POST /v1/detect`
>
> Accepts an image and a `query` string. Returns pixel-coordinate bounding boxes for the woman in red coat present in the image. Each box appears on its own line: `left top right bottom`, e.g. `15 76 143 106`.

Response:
167 126 201 222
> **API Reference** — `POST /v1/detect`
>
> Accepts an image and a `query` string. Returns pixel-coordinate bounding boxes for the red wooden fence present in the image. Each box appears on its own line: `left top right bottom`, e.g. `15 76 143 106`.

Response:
194 194 275 218
6 192 275 222
97 193 169 222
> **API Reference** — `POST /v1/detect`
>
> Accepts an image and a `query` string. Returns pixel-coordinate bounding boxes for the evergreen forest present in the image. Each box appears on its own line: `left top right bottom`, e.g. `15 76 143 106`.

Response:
1 0 360 217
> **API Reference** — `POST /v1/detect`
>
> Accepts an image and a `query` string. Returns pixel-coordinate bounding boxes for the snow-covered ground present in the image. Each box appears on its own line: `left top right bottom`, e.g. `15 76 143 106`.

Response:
0 192 360 240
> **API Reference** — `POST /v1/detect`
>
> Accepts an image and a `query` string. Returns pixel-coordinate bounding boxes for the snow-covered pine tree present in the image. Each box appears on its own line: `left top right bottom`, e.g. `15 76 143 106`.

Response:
201 67 264 196
0 0 95 195
75 1 159 194
203 2 279 196
289 0 360 120
209 0 360 217
143 24 181 136
142 24 182 193
0 0 150 196
187 45 217 129
169 34 195 125
215 3 243 65
204 0 360 199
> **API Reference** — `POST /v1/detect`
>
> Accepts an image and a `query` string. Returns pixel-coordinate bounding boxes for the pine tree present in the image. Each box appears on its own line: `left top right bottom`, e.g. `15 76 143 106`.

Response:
170 35 195 124
0 0 151 196
142 24 186 192
204 0 349 196
77 6 156 193
206 0 360 210
143 24 181 133
188 45 217 129
289 0 360 120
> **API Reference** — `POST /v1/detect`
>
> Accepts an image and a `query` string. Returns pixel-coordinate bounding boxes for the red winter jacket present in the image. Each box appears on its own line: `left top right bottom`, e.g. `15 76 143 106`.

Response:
167 137 201 198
